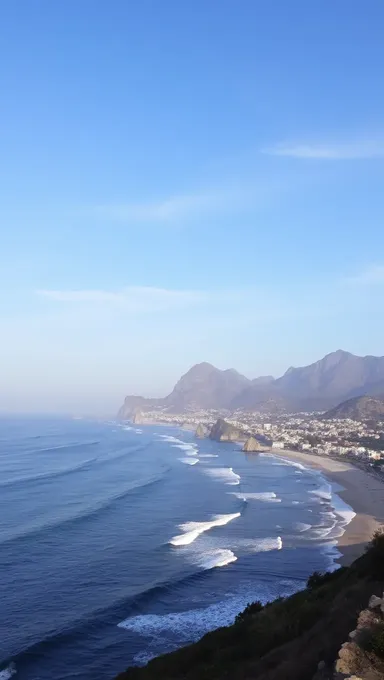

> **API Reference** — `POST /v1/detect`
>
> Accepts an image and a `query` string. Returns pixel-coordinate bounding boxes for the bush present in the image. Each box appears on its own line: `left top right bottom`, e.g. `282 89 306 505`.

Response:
365 529 384 579
235 600 264 624
306 568 347 590
359 622 384 659
371 627 384 659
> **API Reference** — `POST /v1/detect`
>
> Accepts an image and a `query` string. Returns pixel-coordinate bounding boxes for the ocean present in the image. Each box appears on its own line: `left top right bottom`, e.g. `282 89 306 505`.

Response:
0 417 355 680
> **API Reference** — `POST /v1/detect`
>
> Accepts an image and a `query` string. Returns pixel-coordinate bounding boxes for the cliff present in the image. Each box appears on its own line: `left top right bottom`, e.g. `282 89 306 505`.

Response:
209 418 246 442
116 531 384 680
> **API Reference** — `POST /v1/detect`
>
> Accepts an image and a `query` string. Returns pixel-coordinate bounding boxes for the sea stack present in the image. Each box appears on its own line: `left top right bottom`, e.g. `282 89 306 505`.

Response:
209 418 246 442
242 436 262 452
195 423 210 438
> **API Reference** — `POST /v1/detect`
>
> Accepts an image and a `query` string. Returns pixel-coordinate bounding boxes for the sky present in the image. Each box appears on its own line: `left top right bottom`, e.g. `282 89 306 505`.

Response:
1 0 384 414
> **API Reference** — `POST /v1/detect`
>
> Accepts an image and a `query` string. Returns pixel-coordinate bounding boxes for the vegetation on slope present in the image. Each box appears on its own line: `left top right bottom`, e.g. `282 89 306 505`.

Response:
116 532 384 680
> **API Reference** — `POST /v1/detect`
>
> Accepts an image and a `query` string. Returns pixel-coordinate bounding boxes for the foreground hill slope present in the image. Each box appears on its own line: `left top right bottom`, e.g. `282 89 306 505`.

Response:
116 535 384 680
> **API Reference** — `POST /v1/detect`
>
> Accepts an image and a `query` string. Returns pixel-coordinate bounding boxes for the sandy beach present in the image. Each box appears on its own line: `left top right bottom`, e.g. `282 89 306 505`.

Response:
270 449 384 566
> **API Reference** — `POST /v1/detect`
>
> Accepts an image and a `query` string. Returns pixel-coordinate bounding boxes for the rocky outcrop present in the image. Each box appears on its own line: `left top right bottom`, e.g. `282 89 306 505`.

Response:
209 418 246 442
332 591 384 679
242 436 262 452
195 423 210 439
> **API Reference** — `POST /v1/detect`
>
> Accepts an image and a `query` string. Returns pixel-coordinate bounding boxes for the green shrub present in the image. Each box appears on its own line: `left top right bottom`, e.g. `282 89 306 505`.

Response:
307 568 347 590
235 600 264 624
371 627 384 659
359 622 384 659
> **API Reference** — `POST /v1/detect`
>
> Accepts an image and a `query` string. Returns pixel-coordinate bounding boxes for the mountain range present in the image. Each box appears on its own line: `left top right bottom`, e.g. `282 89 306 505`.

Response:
117 350 384 418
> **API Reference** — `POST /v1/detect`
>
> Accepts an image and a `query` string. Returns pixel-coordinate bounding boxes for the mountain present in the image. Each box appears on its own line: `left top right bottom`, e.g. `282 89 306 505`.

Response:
163 363 250 411
117 350 384 417
323 395 384 421
275 350 384 409
117 363 251 418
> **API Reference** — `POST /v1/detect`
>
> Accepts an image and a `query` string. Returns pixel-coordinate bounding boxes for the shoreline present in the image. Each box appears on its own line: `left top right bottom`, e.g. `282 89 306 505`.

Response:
271 449 384 566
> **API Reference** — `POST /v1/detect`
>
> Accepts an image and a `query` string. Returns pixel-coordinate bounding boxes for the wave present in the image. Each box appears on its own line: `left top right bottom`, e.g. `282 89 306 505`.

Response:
178 457 199 466
199 454 218 458
117 574 303 664
195 548 237 569
230 491 281 503
239 536 283 552
0 457 97 489
309 482 332 501
32 440 100 455
173 443 198 457
158 435 184 443
0 665 16 680
203 467 240 485
294 522 312 533
0 471 167 548
169 513 241 546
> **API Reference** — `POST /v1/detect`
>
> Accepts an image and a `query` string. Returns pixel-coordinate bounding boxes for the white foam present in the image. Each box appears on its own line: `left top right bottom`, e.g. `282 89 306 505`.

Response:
292 500 300 505
196 548 237 569
158 435 184 443
203 467 241 485
135 429 143 434
237 536 283 552
173 443 198 455
178 457 199 466
295 522 312 533
169 512 241 546
271 456 307 471
0 665 16 680
123 426 134 431
118 577 305 662
230 491 281 503
199 454 219 458
309 482 332 501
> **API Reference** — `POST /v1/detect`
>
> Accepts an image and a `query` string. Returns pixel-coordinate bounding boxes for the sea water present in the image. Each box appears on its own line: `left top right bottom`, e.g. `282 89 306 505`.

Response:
0 418 355 679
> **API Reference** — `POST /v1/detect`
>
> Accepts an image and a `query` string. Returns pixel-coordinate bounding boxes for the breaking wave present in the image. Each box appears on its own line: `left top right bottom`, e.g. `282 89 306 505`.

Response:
117 575 302 665
169 513 241 546
203 467 240 485
172 443 198 455
178 457 199 466
230 491 281 503
195 548 237 569
0 665 16 680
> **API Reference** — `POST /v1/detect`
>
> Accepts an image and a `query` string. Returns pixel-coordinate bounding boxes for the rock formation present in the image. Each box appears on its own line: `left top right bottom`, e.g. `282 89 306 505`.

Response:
209 418 246 442
195 423 210 438
242 436 262 452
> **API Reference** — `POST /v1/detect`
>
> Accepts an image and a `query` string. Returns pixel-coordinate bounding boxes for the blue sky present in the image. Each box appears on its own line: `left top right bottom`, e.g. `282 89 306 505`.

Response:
1 0 384 414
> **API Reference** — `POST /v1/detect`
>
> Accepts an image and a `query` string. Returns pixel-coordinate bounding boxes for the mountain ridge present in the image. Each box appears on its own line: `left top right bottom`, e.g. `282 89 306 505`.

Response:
117 350 384 418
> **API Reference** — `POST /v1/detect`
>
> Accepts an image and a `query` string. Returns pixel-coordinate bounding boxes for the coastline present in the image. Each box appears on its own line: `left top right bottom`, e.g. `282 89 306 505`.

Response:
271 449 384 566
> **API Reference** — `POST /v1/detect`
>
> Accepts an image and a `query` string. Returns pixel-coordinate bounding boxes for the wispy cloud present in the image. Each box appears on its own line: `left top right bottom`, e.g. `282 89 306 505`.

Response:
343 264 384 286
37 286 206 312
93 190 233 224
263 139 384 160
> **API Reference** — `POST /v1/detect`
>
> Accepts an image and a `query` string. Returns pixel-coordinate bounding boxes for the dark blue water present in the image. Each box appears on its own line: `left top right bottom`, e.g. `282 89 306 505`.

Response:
0 418 353 680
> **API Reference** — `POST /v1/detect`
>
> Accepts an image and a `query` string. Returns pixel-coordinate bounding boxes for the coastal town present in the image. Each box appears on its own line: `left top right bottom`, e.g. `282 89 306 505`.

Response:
130 407 384 471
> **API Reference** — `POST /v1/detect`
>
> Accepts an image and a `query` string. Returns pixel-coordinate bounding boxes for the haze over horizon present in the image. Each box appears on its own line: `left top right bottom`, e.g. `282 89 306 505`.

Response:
2 1 384 414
